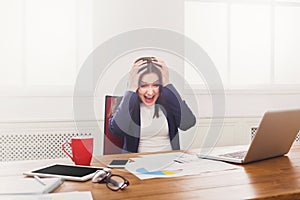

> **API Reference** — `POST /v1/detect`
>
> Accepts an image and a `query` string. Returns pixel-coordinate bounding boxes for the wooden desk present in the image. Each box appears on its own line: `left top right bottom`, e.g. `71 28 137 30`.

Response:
2 145 300 200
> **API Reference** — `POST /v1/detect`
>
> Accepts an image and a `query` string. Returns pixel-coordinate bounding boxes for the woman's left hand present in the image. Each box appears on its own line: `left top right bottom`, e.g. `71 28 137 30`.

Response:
153 60 170 86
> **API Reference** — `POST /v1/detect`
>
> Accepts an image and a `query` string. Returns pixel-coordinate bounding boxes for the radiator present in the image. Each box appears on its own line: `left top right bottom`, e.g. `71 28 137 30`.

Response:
0 129 93 162
251 127 300 141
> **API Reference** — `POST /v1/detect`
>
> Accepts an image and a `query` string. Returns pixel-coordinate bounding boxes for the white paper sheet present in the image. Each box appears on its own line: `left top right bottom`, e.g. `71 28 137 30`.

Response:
0 191 93 200
0 177 63 195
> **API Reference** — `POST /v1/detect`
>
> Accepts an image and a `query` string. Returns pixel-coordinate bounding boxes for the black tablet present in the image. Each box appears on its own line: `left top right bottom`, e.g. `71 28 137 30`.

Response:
23 163 110 181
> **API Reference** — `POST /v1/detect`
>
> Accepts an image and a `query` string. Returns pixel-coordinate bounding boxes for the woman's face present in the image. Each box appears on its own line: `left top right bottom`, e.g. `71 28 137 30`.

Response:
138 72 160 106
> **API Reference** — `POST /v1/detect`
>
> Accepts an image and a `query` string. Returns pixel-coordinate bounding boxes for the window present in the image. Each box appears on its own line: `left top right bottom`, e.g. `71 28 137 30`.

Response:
0 0 93 96
185 0 300 93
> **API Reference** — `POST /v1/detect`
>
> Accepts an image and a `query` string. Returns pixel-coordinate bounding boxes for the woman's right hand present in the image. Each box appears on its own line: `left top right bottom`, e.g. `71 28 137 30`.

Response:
127 60 146 91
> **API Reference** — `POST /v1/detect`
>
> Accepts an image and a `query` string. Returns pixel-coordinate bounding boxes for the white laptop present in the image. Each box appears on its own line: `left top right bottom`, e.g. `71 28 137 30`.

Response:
198 109 300 164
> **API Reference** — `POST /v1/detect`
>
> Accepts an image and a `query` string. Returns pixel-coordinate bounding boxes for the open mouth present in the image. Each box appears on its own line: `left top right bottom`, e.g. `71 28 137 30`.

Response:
144 96 155 104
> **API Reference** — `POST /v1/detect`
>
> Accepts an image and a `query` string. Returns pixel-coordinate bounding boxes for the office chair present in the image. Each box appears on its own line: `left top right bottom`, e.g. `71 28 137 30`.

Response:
103 95 124 155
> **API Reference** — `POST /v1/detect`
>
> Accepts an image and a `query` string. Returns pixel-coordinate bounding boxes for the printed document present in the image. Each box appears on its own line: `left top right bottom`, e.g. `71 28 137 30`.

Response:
126 152 241 180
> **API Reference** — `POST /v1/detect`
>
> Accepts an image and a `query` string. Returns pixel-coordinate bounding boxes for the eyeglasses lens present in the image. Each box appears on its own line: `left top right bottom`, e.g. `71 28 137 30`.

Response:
92 170 108 183
106 175 128 191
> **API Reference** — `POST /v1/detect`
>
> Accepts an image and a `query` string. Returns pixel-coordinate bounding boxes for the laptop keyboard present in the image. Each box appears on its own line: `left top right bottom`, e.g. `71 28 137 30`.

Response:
219 151 247 159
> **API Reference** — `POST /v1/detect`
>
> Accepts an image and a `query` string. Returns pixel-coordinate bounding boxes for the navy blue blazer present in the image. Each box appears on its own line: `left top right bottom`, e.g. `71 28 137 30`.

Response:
108 84 196 153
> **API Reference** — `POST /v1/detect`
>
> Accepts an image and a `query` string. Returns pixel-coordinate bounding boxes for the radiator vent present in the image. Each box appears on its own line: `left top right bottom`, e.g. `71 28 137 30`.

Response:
251 127 300 141
0 132 92 162
251 127 258 140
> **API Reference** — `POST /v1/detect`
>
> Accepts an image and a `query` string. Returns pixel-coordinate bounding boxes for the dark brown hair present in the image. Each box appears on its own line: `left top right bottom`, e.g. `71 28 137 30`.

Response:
134 57 163 118
134 57 163 87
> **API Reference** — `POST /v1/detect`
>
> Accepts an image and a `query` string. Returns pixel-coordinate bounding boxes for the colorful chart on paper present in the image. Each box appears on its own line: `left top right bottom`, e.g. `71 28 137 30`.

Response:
136 167 183 175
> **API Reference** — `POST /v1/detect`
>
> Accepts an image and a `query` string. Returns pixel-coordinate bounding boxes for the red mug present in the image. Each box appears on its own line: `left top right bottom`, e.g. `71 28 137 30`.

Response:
62 137 94 166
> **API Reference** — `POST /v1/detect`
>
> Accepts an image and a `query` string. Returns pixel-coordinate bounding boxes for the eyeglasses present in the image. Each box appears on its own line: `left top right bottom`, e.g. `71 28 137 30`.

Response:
92 169 130 191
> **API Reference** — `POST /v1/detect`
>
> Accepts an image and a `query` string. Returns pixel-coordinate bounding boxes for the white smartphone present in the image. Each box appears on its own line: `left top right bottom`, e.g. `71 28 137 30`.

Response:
107 160 129 168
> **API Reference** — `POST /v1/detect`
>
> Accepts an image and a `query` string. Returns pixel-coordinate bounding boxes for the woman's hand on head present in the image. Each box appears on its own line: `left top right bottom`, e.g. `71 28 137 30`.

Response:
127 60 146 92
153 60 170 86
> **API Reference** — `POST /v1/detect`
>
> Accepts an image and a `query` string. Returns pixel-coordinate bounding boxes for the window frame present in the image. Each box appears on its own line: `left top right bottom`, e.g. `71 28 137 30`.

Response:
184 0 300 94
0 0 93 97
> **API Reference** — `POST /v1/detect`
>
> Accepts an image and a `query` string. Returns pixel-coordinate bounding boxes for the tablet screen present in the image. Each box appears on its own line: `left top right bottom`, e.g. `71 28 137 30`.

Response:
32 164 101 177
24 164 108 181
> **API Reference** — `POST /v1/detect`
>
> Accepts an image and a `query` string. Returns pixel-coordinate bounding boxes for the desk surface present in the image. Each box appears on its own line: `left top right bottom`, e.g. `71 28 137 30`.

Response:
2 145 300 200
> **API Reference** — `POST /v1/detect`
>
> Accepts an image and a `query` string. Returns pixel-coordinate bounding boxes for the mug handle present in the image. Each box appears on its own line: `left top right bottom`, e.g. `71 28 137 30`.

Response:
62 142 73 161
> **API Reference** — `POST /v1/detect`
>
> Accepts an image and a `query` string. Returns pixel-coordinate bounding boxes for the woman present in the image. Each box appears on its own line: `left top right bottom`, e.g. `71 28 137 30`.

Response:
108 57 196 153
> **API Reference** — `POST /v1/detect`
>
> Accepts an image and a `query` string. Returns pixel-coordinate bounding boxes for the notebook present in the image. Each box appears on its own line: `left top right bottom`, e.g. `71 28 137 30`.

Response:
0 177 63 195
198 109 300 164
0 191 93 200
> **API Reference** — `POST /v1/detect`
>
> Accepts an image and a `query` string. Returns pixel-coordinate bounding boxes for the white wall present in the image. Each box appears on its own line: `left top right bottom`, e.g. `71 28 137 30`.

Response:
0 0 300 158
191 93 300 119
93 0 184 47
1 0 299 123
0 0 300 150
0 0 184 122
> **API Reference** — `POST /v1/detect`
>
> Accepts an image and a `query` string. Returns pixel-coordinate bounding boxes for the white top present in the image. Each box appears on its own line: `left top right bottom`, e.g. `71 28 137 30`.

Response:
138 104 172 152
